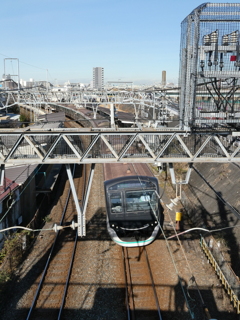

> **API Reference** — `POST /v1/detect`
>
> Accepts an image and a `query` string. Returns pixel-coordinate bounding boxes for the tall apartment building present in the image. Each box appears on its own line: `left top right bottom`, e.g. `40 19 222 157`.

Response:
93 67 104 90
162 70 166 86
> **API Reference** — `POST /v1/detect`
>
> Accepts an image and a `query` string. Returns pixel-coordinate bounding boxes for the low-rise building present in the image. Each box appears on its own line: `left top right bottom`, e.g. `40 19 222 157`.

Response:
0 165 37 247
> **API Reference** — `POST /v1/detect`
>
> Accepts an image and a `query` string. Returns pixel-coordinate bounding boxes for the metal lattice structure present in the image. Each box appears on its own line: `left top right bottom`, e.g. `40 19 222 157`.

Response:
179 3 240 129
0 87 179 126
1 128 240 165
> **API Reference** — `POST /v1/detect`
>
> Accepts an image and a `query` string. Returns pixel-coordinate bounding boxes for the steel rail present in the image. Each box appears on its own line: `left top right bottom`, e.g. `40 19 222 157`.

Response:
57 163 87 319
122 247 131 319
57 230 78 320
122 247 135 320
122 246 163 320
26 164 77 320
144 247 163 320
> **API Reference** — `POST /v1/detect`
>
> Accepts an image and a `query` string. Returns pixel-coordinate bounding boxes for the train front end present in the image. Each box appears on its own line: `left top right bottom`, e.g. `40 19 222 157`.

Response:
104 176 163 247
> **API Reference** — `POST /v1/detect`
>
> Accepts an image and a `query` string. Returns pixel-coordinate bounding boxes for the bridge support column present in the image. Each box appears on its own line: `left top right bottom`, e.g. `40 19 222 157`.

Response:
65 164 85 237
82 164 95 226
0 164 4 186
168 163 193 185
110 103 115 128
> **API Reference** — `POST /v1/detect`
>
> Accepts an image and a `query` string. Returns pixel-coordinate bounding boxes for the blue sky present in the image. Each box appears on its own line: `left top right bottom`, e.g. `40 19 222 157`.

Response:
0 0 237 85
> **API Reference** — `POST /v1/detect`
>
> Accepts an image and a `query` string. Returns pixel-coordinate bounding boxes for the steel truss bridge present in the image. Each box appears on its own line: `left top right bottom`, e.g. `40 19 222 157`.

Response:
1 77 240 237
1 87 240 168
0 128 240 165
2 2 240 236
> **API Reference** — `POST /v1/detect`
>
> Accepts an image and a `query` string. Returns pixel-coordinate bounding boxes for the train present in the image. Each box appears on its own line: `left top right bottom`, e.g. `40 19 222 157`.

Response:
103 163 164 247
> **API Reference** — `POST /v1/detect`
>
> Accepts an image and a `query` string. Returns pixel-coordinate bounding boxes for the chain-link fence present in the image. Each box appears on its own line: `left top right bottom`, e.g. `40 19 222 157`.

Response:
179 3 240 129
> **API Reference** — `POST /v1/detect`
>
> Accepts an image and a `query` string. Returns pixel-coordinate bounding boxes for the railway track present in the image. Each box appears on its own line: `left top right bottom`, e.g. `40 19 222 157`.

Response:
25 164 87 320
123 246 163 320
0 109 237 319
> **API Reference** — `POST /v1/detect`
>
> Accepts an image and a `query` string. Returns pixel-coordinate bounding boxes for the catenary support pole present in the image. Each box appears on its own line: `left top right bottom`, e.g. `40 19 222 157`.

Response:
65 164 84 236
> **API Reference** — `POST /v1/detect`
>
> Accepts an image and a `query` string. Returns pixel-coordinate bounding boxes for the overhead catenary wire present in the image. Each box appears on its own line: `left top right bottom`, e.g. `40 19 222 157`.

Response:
131 162 238 317
145 171 205 318
1 219 239 236
163 204 206 311
0 226 54 233
0 221 78 233
193 165 240 219
0 51 57 86
129 164 196 318
0 51 48 71
160 183 238 318
156 209 195 319
167 224 240 240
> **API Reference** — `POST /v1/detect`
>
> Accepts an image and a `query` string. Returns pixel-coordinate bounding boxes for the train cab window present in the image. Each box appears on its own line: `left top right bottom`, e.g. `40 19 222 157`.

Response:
126 191 158 213
109 193 123 213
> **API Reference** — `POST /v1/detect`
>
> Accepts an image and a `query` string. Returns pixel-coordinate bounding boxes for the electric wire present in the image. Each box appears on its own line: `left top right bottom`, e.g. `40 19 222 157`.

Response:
167 223 240 240
2 218 239 236
131 163 194 318
0 224 75 233
157 213 195 319
154 173 236 319
132 163 201 317
164 206 205 309
0 52 48 71
0 226 51 232
193 165 240 219
153 179 230 319
149 198 196 317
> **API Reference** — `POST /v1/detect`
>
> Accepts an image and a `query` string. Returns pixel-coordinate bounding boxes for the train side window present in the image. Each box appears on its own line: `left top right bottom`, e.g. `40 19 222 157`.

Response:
109 193 123 213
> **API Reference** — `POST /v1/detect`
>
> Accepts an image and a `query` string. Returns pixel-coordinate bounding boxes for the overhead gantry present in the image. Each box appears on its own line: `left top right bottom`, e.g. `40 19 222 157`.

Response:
0 128 240 165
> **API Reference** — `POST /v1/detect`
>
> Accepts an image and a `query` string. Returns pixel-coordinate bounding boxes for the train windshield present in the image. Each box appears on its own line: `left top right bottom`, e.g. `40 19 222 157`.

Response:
126 190 158 213
110 193 123 213
108 190 158 218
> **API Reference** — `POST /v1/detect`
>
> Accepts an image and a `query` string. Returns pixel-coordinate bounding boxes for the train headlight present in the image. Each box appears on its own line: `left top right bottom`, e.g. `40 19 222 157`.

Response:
111 224 115 228
155 221 158 224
